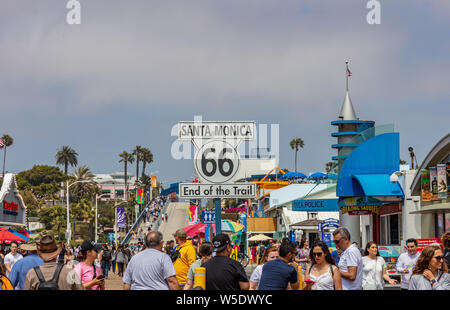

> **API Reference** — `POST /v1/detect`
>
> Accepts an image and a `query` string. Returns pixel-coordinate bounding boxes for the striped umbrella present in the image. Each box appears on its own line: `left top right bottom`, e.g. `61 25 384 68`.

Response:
8 228 29 242
0 228 26 244
220 220 245 233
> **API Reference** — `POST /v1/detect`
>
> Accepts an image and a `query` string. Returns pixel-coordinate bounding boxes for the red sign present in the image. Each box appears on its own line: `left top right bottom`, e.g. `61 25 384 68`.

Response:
404 238 443 252
3 200 19 215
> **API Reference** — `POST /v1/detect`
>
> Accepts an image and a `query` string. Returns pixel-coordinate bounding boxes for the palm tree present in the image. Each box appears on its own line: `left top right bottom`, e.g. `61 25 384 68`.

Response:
325 161 334 173
1 134 14 178
132 146 144 183
289 138 304 172
70 165 96 202
119 151 135 200
56 146 78 175
141 148 154 179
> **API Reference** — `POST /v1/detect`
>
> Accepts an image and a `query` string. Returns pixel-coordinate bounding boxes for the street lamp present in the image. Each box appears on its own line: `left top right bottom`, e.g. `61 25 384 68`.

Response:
66 180 95 245
95 193 111 243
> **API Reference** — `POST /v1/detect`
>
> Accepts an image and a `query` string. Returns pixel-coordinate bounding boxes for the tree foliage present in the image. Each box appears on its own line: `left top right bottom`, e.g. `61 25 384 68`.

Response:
16 165 66 200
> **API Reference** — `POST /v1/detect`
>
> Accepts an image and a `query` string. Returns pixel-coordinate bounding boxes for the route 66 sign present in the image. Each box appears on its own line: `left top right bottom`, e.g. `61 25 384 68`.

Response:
194 139 240 184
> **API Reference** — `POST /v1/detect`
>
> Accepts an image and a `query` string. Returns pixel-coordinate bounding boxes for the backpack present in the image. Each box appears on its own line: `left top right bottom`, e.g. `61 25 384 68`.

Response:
0 275 14 290
102 250 112 261
169 246 181 262
33 263 64 290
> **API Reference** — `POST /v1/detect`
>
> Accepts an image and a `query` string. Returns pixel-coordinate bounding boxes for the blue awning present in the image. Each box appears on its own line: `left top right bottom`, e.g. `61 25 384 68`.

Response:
352 174 404 197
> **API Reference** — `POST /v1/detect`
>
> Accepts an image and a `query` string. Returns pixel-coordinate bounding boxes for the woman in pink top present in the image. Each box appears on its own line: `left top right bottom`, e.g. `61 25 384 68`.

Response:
74 241 105 290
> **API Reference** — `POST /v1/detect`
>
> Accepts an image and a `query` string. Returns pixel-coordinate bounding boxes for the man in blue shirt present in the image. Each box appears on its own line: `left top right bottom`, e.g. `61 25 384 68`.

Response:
9 236 43 290
258 238 299 290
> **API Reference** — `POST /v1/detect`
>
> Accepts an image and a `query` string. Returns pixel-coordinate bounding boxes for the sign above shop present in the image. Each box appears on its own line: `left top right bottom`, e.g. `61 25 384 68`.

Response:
292 199 339 212
339 197 382 215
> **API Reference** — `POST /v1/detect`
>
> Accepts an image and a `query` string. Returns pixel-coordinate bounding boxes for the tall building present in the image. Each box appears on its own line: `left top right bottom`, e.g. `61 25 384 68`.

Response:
331 61 375 243
331 61 374 172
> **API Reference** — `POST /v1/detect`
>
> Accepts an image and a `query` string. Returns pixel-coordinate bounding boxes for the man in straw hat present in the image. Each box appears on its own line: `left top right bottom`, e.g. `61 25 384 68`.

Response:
8 235 43 290
24 234 84 290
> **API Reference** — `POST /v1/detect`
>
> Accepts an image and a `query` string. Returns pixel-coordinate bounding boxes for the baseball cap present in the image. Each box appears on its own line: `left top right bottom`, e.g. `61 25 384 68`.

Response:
173 229 187 239
81 240 101 252
212 234 231 252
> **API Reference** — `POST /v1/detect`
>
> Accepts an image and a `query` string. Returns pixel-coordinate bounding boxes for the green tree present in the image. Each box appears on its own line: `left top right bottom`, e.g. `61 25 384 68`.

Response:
16 165 66 200
1 134 14 178
56 146 78 176
132 145 144 183
39 204 66 240
141 148 154 179
325 161 334 173
69 165 97 202
119 151 135 201
289 138 304 172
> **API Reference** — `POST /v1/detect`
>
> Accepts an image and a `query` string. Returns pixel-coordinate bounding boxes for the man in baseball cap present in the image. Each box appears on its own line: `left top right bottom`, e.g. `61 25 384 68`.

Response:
212 233 231 252
201 233 249 290
9 235 43 290
172 229 196 289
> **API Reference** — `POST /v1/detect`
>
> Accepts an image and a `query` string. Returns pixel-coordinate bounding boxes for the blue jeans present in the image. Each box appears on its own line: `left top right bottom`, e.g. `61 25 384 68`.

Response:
102 261 110 278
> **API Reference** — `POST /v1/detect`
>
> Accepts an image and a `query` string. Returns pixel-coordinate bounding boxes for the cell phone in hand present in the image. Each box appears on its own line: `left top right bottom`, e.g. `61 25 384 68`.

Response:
304 279 315 284
96 275 105 280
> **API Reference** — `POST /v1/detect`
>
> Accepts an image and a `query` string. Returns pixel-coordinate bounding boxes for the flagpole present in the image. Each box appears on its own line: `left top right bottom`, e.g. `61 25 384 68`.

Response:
345 61 349 92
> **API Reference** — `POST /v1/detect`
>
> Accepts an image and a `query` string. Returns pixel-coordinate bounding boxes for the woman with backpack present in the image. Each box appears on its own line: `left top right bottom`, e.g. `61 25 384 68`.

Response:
100 244 112 279
304 240 342 290
115 245 127 277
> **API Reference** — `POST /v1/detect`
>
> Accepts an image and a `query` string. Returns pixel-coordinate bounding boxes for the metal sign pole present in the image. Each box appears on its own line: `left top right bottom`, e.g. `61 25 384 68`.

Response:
215 198 221 235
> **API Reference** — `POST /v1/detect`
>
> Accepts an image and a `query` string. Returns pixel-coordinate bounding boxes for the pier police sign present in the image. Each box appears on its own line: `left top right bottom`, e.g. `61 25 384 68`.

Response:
292 199 339 212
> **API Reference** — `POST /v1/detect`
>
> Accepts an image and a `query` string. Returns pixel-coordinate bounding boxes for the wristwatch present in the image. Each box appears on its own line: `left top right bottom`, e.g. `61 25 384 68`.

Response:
430 279 437 286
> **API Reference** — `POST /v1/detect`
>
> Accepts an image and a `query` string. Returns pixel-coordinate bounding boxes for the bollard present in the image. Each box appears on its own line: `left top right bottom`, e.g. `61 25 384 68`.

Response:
193 267 206 290
298 266 303 290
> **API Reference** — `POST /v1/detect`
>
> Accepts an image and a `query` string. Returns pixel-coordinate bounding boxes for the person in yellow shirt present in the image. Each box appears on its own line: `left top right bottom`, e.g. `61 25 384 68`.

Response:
172 229 197 289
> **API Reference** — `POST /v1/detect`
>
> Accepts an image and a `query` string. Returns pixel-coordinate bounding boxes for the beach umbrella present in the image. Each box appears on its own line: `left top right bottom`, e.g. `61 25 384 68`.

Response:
308 172 328 180
0 227 26 244
247 234 272 241
17 229 31 237
220 220 245 233
8 228 29 242
181 222 206 237
280 172 307 180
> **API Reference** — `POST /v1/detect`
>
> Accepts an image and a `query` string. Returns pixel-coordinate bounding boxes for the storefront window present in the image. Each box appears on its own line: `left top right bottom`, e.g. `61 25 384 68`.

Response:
380 213 401 245
435 213 449 238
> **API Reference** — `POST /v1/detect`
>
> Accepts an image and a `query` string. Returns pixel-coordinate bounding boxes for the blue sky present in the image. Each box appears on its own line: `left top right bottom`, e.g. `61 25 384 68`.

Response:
1 0 449 187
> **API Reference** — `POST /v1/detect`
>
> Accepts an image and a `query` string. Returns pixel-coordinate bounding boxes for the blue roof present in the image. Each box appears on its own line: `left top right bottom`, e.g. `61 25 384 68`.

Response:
352 174 404 197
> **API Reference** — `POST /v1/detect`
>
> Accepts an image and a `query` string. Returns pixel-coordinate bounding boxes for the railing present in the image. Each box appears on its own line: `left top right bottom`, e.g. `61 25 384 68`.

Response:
121 202 150 245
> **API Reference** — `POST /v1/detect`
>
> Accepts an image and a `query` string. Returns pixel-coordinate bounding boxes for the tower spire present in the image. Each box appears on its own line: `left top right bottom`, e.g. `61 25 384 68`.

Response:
339 60 357 120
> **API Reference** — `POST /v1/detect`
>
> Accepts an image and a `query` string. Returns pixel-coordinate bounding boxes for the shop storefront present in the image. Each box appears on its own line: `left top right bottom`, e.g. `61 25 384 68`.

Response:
409 134 450 238
336 132 405 247
0 174 27 228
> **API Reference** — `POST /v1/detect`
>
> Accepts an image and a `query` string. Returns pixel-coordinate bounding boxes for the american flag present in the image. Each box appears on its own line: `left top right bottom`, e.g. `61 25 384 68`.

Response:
0 139 4 148
347 67 352 77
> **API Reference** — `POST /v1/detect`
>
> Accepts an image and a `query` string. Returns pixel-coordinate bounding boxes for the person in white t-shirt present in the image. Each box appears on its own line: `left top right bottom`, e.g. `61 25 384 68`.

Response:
396 238 420 290
362 242 397 290
249 247 279 290
4 241 23 277
332 227 363 290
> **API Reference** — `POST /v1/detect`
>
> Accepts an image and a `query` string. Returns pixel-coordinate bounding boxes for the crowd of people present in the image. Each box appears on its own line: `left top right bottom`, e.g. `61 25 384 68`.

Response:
1 227 449 290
